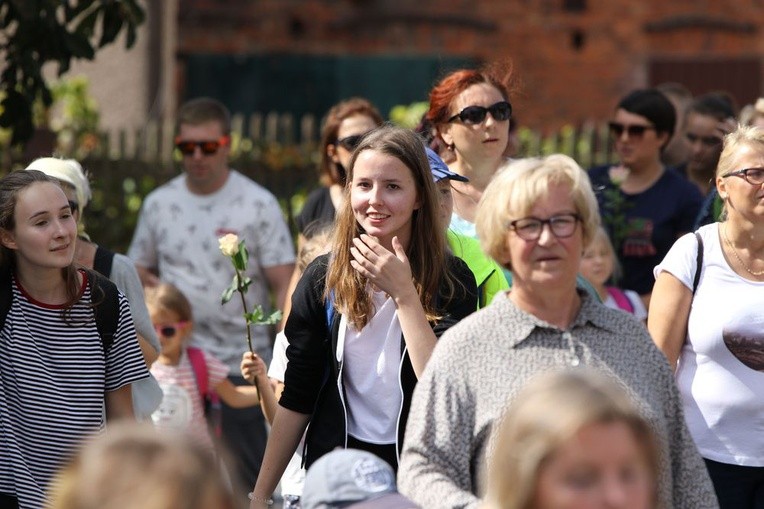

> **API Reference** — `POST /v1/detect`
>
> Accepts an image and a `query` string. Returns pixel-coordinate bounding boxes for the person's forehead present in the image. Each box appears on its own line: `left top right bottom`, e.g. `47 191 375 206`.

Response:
452 83 504 111
178 120 225 139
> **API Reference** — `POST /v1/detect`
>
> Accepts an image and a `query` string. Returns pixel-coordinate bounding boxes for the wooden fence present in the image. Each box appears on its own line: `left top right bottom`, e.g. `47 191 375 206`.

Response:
9 113 618 253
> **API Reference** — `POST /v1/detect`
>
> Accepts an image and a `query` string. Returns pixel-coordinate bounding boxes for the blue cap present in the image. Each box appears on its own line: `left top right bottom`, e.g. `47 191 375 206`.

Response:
425 147 469 183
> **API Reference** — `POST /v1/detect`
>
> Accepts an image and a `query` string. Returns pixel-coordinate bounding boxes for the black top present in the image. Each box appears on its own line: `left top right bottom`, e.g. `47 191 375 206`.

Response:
295 187 336 237
281 252 478 467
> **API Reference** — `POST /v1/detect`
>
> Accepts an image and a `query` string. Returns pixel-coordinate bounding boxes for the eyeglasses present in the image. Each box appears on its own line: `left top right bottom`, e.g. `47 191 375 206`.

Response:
67 200 79 213
508 213 581 241
336 134 364 151
685 132 722 147
153 321 189 337
608 122 656 138
447 101 512 125
174 136 230 156
722 167 764 186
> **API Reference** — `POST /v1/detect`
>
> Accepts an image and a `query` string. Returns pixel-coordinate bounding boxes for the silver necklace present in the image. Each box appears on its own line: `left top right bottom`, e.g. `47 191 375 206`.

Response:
723 224 764 277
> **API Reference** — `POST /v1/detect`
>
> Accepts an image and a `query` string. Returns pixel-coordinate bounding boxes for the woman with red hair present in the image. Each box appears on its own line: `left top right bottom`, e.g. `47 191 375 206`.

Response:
427 65 513 237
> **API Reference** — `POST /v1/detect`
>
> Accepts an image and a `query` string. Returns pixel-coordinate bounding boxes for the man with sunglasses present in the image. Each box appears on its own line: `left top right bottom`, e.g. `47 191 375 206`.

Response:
128 97 295 490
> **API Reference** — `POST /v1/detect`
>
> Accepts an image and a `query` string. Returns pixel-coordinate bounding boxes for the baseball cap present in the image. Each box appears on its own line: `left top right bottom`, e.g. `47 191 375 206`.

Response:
301 449 419 509
425 146 468 183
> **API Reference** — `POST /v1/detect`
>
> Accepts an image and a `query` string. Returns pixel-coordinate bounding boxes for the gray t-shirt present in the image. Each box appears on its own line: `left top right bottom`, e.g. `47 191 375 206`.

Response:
128 170 295 369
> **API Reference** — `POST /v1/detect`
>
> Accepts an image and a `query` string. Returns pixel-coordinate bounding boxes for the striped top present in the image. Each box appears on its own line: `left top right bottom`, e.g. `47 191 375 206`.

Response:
0 271 149 509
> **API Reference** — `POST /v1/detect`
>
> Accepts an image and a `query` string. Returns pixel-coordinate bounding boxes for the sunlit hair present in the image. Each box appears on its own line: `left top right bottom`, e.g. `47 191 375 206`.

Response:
475 155 600 270
0 170 80 307
144 283 194 323
318 98 384 186
716 124 764 220
584 226 623 283
482 369 660 509
48 423 240 509
326 124 451 329
176 97 231 135
426 62 514 126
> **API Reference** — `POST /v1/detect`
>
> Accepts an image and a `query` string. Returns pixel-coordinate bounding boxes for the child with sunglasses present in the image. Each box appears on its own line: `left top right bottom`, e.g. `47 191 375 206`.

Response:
145 283 271 454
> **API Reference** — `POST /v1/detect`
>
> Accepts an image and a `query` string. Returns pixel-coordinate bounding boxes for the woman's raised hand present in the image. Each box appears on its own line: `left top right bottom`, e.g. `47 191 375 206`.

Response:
350 234 416 301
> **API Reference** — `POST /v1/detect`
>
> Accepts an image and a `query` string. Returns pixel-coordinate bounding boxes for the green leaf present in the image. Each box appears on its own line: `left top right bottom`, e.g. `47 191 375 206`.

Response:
221 285 235 305
245 306 283 326
232 241 248 272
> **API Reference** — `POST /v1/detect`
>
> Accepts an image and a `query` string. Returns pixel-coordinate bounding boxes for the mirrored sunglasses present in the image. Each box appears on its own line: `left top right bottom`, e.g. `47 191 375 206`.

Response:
448 101 512 125
174 136 230 156
608 122 655 138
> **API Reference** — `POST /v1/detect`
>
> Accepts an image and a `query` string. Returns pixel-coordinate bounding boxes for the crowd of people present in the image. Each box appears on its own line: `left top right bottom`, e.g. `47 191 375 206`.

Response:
0 62 763 509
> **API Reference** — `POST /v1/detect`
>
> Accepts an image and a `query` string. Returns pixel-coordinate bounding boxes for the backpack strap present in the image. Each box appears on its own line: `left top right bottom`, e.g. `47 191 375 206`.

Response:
93 245 116 279
86 268 120 353
186 346 209 400
692 232 704 295
606 287 634 313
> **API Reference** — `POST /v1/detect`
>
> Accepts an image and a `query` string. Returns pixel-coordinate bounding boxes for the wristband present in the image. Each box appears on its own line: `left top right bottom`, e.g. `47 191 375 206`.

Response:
247 493 273 506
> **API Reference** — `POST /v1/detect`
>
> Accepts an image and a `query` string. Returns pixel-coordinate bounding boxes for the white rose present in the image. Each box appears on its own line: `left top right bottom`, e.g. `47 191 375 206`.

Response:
218 234 240 257
608 165 630 186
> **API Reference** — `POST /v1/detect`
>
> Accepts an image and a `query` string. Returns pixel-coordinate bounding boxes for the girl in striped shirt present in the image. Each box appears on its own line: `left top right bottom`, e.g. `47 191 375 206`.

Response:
0 170 149 509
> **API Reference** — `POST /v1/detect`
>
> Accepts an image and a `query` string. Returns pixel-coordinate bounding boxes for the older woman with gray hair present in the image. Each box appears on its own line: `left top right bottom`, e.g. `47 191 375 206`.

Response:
397 155 717 508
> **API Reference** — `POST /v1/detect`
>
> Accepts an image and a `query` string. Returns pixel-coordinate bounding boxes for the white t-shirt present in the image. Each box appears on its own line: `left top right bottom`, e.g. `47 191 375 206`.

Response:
268 332 305 497
341 290 402 444
654 223 764 466
150 348 229 451
128 171 295 370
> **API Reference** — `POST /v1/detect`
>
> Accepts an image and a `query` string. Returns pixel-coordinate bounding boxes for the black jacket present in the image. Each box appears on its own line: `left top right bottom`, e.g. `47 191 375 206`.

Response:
280 253 478 468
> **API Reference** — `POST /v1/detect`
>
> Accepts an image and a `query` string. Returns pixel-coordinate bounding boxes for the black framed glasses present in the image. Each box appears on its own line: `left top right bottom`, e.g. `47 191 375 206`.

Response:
67 200 79 213
336 134 364 151
174 136 230 156
722 167 764 186
154 321 188 337
508 213 581 241
447 101 512 125
608 122 655 138
685 132 722 147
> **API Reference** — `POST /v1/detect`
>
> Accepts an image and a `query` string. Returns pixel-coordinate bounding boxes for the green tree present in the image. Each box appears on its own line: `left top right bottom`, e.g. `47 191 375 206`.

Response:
0 0 144 145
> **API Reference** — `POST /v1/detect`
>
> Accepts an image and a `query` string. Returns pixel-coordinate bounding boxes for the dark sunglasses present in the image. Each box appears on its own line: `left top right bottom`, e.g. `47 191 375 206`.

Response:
154 321 188 337
335 134 365 151
174 136 230 156
447 101 512 125
608 122 656 138
685 132 722 147
67 200 79 213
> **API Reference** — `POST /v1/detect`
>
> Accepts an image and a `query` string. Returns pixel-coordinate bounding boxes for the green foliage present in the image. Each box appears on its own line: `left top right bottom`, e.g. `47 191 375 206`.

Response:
49 77 101 158
389 102 429 129
0 0 145 145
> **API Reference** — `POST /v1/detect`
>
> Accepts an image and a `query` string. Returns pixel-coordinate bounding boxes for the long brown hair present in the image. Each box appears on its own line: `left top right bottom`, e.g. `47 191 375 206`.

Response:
325 125 450 329
0 170 81 308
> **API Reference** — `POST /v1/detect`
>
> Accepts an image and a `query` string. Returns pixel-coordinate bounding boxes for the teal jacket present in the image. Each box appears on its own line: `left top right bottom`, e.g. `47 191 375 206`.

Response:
447 230 509 309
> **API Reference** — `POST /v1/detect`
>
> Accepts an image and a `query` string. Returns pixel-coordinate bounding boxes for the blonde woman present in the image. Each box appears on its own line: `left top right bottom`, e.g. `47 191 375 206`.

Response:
650 124 764 508
398 154 716 509
483 369 659 509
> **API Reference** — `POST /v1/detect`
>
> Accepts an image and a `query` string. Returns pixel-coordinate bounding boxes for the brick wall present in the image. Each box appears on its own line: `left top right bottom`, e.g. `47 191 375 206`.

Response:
177 0 764 130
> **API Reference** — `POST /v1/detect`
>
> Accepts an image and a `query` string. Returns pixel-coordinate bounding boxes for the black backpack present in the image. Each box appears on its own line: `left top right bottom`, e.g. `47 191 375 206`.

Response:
0 267 120 352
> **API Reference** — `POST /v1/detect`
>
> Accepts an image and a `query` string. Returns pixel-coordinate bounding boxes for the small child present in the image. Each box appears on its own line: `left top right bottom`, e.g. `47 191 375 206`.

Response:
580 227 647 321
145 283 269 453
241 229 332 509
